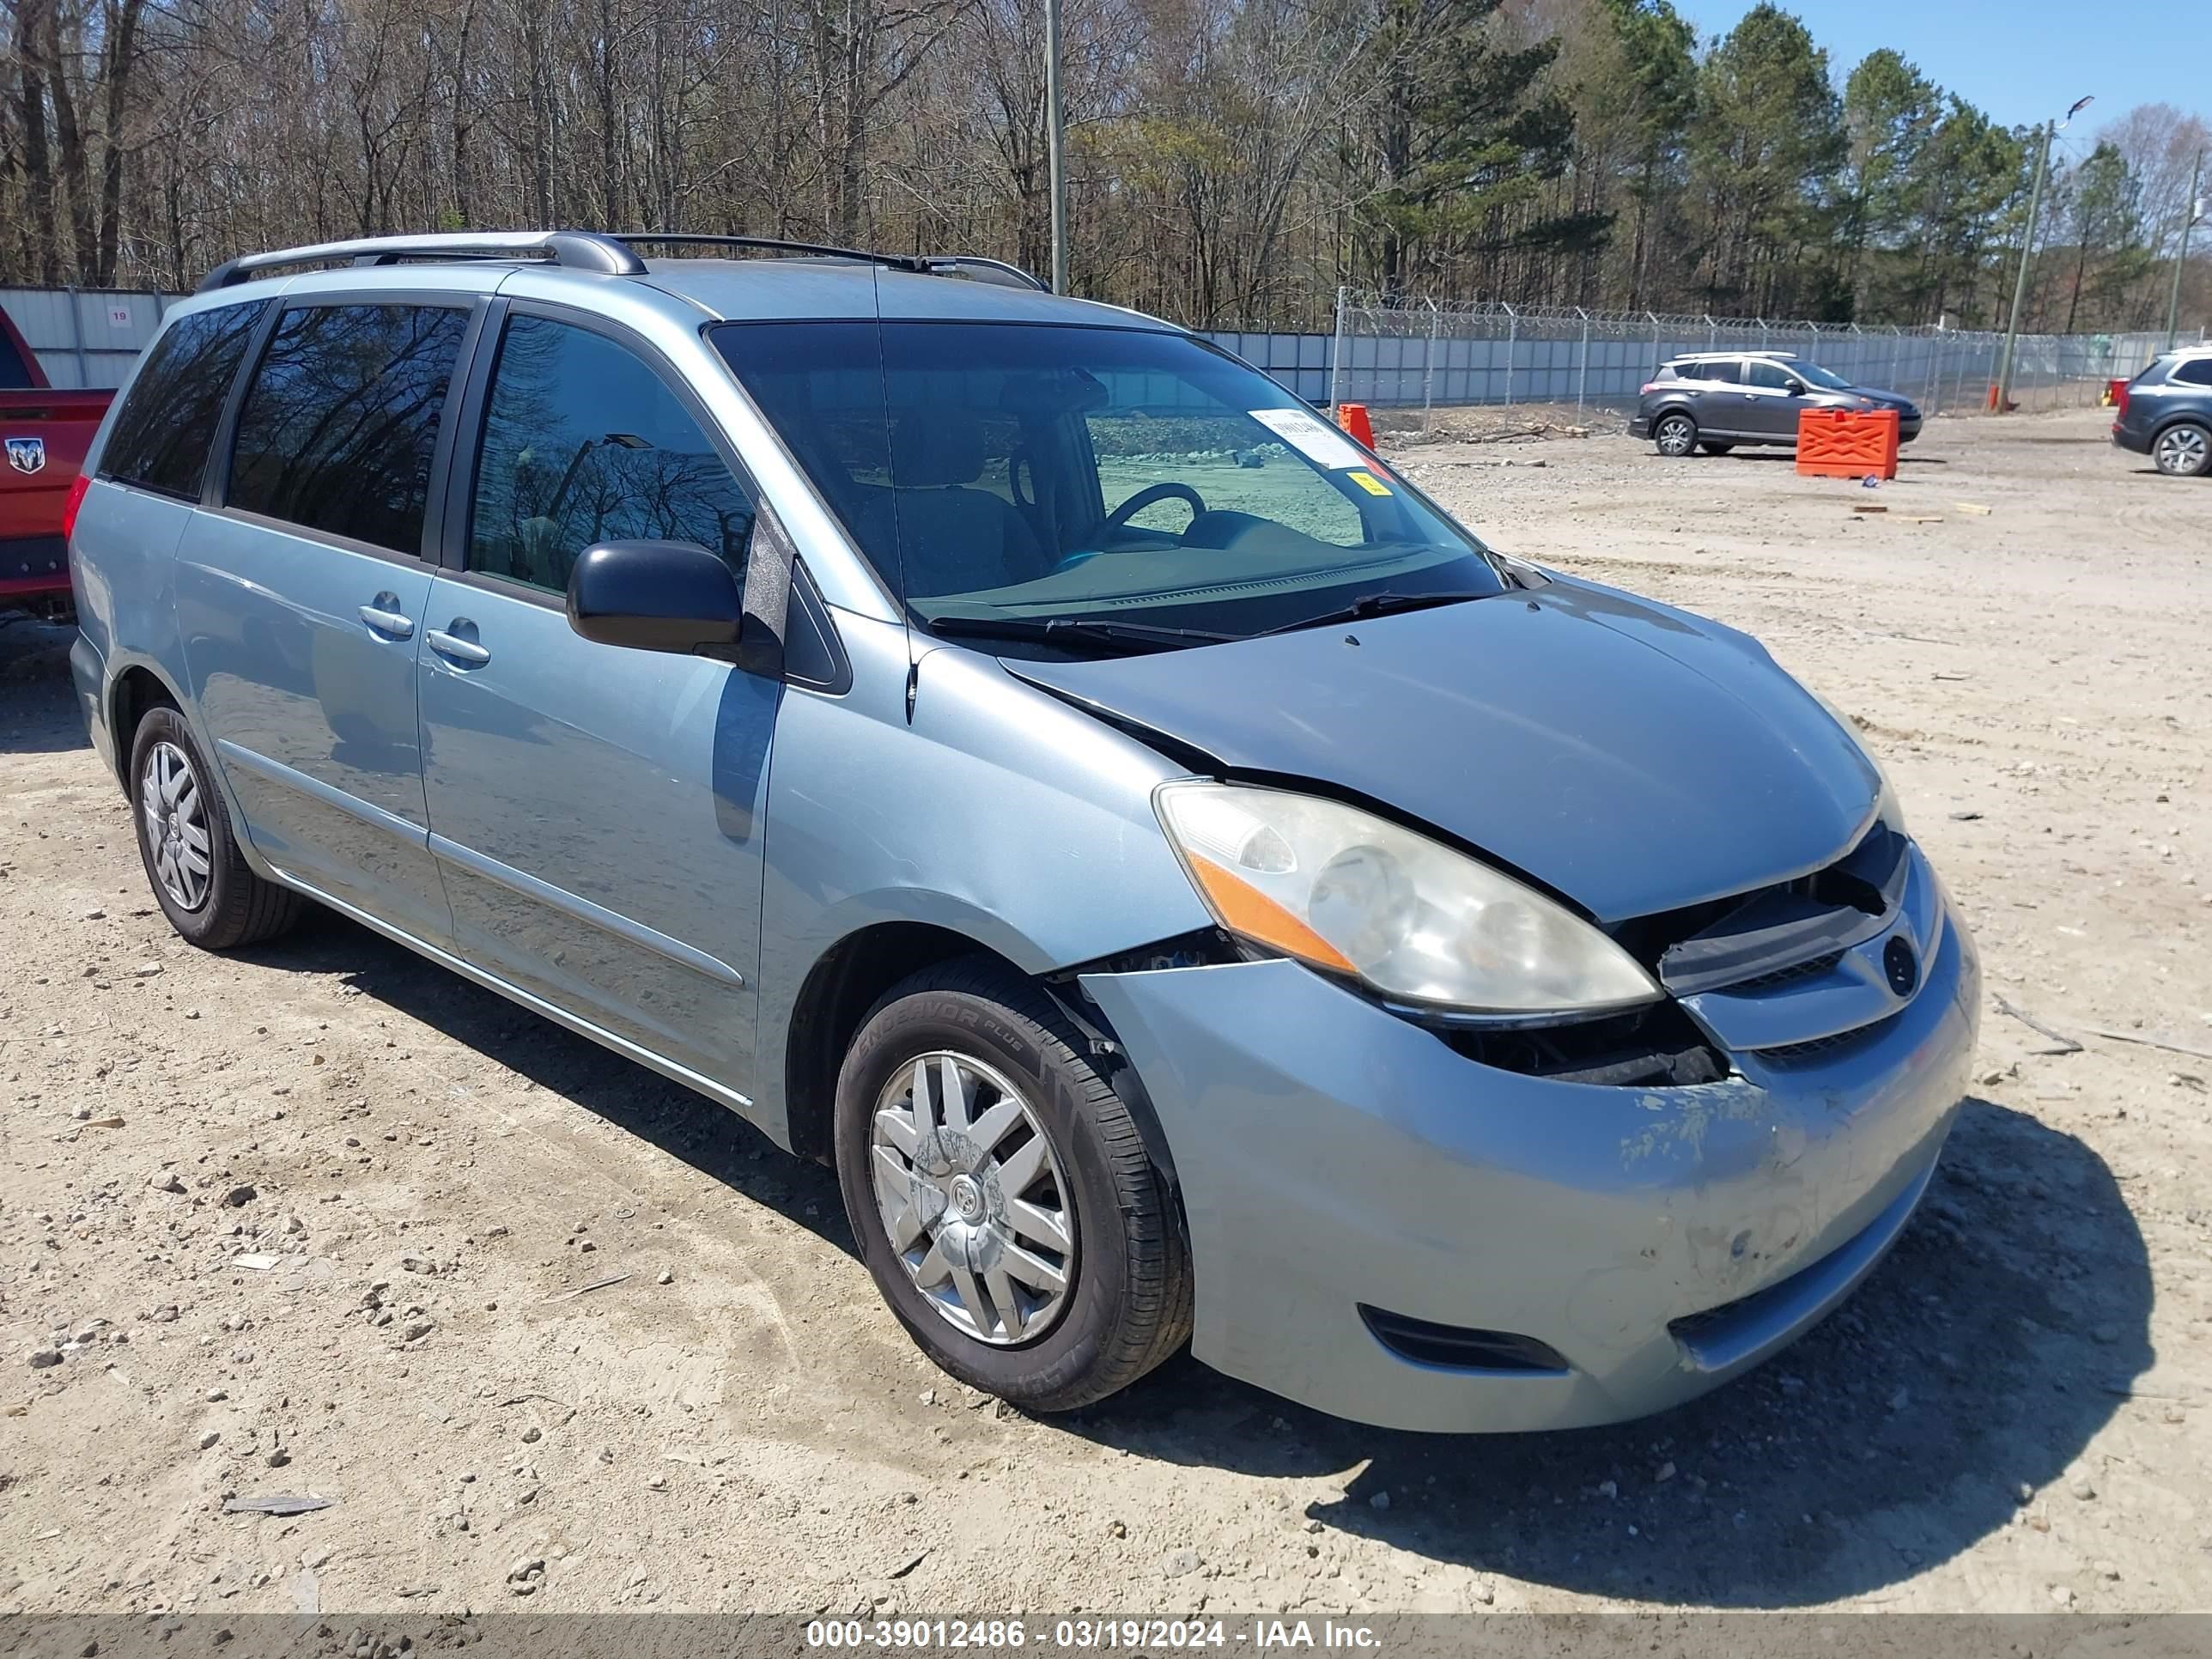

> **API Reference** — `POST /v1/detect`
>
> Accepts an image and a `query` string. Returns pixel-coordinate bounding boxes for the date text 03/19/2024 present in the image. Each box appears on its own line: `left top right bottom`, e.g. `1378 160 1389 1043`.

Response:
804 1620 1385 1650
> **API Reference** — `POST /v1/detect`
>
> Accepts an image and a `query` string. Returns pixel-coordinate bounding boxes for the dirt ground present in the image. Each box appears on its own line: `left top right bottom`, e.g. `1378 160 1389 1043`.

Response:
3 406 2208 1620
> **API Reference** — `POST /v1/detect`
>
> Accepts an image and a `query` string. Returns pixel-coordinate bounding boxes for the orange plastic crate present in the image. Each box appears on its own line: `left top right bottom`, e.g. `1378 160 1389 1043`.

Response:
1796 407 1899 479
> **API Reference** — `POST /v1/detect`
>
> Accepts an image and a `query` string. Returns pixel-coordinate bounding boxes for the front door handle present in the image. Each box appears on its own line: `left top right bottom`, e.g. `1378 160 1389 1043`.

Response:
427 622 491 667
359 594 414 639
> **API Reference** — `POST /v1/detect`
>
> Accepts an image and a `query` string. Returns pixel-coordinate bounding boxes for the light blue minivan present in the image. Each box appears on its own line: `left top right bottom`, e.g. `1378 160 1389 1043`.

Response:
66 232 1978 1431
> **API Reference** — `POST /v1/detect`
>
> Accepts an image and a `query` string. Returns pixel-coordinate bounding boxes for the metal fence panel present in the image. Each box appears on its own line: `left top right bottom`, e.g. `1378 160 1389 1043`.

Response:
4 282 2193 413
1316 290 2194 424
3 285 175 387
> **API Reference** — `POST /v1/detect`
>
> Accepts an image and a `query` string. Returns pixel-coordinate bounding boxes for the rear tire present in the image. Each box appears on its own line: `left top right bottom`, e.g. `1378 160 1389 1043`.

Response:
1653 412 1698 458
128 706 302 951
2153 421 2210 477
1698 441 1734 456
834 957 1191 1413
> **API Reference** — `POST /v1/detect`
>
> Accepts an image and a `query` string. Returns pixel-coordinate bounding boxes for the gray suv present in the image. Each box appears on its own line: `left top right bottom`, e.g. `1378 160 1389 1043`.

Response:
65 230 1976 1432
1632 351 1923 457
2111 345 2212 476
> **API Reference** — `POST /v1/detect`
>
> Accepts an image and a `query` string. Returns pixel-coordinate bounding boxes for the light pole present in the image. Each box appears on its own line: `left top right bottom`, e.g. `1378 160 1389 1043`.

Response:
1044 0 1068 295
1996 94 2093 412
2166 149 2205 350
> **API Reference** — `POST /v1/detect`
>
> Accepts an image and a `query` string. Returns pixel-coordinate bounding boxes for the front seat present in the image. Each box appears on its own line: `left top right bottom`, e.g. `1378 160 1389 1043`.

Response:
887 416 1044 597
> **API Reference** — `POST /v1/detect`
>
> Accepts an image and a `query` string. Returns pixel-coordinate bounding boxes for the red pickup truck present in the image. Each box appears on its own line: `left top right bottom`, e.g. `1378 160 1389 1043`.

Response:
3 303 114 616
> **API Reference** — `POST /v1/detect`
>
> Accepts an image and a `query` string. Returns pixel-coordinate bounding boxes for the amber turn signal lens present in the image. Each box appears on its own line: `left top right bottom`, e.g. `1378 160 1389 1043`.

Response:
1186 853 1358 975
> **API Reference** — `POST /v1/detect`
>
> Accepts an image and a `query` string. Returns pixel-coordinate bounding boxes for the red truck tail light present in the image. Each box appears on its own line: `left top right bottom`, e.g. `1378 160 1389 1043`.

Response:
60 473 90 542
1639 382 1659 395
2115 383 2130 416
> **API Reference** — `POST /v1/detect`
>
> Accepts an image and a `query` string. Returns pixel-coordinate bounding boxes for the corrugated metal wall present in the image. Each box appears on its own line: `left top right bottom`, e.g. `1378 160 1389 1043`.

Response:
4 283 2190 414
2 287 176 388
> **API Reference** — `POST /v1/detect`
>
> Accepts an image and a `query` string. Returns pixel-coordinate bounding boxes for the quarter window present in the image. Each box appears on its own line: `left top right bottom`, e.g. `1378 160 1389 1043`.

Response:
2172 359 2212 386
228 304 470 555
466 314 755 594
0 327 32 390
100 303 265 501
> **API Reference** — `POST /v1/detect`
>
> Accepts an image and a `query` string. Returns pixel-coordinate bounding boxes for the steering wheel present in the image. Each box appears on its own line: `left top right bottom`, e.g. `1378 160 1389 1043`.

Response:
1054 483 1212 574
1105 481 1206 531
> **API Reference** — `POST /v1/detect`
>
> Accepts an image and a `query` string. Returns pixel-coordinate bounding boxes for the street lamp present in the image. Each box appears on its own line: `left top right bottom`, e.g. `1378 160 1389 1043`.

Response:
2166 149 2205 350
1044 0 1068 295
1995 94 2094 413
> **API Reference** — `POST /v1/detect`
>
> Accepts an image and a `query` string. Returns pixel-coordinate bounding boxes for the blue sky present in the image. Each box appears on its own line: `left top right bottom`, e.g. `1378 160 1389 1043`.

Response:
1671 1 2208 135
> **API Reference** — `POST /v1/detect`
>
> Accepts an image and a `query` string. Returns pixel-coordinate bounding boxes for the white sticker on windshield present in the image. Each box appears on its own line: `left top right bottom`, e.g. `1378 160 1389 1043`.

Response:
1249 407 1367 471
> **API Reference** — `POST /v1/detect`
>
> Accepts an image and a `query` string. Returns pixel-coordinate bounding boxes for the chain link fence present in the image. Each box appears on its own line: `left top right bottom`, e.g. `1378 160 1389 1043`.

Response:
6 282 2197 423
1308 291 2195 426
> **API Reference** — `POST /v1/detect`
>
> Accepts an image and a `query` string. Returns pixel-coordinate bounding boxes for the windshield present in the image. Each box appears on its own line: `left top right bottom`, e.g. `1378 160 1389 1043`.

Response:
714 320 1504 648
1793 361 1854 391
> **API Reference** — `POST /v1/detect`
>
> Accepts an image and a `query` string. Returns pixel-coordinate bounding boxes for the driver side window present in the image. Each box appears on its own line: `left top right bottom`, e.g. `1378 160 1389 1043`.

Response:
468 314 756 595
1084 409 1365 546
1747 361 1796 392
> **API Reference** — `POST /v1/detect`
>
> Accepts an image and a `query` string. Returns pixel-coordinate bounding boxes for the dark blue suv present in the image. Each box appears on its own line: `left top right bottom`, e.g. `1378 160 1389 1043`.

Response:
2112 346 2212 476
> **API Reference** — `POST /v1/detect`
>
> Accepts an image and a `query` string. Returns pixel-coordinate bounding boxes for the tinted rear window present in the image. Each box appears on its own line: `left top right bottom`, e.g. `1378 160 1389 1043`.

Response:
2173 358 2212 386
100 303 265 500
0 328 33 389
228 303 471 556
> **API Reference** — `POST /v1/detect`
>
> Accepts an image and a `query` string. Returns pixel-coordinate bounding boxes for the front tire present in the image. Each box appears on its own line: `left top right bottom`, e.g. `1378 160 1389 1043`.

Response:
1653 412 1698 457
2153 421 2210 477
834 957 1191 1413
128 706 302 950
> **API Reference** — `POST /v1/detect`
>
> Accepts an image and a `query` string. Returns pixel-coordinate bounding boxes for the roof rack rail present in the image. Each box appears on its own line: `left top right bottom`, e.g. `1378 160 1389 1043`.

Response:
197 228 1050 295
198 231 643 293
619 234 1048 290
915 255 1050 291
615 232 926 271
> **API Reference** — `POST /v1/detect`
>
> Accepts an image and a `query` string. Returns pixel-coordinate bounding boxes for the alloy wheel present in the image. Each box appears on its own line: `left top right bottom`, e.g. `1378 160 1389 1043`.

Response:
2154 424 2208 476
869 1051 1076 1346
140 740 212 913
1656 416 1696 457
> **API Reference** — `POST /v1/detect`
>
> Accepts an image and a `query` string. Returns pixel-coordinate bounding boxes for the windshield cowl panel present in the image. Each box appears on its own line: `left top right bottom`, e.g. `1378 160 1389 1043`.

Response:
714 318 1504 653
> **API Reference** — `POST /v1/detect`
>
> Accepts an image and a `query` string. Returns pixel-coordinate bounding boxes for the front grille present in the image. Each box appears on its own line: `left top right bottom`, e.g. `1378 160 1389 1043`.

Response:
1751 1010 1901 1068
1359 1306 1569 1374
1730 950 1844 994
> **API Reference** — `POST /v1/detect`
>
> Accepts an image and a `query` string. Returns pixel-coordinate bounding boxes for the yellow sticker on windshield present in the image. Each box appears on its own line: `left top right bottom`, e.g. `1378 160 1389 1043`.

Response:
1346 469 1393 496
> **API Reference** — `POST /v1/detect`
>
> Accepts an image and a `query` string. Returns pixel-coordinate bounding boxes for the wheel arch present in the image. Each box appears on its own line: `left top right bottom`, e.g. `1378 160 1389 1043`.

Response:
780 919 1030 1164
108 659 186 788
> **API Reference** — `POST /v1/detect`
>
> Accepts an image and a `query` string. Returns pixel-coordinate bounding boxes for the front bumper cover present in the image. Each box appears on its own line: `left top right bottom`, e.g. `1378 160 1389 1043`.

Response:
1081 879 1978 1433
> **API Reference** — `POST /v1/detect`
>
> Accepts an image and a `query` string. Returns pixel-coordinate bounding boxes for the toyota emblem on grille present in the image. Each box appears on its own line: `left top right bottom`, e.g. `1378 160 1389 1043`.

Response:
1883 935 1918 996
4 436 45 475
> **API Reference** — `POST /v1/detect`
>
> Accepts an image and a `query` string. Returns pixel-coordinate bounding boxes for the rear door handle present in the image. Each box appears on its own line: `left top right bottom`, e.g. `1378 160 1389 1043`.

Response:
427 623 490 667
359 594 414 639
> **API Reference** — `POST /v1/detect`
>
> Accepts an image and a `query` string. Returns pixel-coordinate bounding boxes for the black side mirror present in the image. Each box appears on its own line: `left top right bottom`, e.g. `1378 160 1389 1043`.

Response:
567 540 742 656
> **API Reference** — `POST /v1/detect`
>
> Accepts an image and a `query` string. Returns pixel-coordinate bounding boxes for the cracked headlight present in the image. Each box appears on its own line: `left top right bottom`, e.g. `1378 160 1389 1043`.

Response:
1154 781 1662 1015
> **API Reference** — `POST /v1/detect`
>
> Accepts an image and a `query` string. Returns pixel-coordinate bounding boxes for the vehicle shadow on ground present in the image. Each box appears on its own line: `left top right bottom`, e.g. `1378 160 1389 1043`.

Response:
240 909 2152 1607
0 620 92 756
236 908 852 1245
1056 1097 2151 1607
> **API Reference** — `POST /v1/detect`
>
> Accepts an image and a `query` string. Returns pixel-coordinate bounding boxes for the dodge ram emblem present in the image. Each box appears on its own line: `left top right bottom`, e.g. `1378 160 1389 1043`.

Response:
4 436 44 475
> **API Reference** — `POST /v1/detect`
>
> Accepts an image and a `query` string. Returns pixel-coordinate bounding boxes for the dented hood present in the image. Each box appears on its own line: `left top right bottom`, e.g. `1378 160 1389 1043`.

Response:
1007 579 1881 923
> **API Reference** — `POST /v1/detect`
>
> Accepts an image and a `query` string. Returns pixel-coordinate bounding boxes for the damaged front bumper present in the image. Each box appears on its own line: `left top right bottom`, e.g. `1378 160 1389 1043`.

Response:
1080 872 1979 1433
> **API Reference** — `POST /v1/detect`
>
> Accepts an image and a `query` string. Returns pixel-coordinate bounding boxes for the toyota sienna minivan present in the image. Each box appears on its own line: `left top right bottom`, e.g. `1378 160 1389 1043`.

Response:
66 231 1979 1432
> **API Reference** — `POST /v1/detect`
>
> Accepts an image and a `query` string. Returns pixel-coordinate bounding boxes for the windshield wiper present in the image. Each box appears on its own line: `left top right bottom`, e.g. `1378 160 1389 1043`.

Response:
925 614 1239 654
1257 590 1494 637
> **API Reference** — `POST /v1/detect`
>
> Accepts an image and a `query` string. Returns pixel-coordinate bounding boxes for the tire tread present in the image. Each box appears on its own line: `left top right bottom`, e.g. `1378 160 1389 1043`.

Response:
844 956 1193 1412
130 708 303 951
